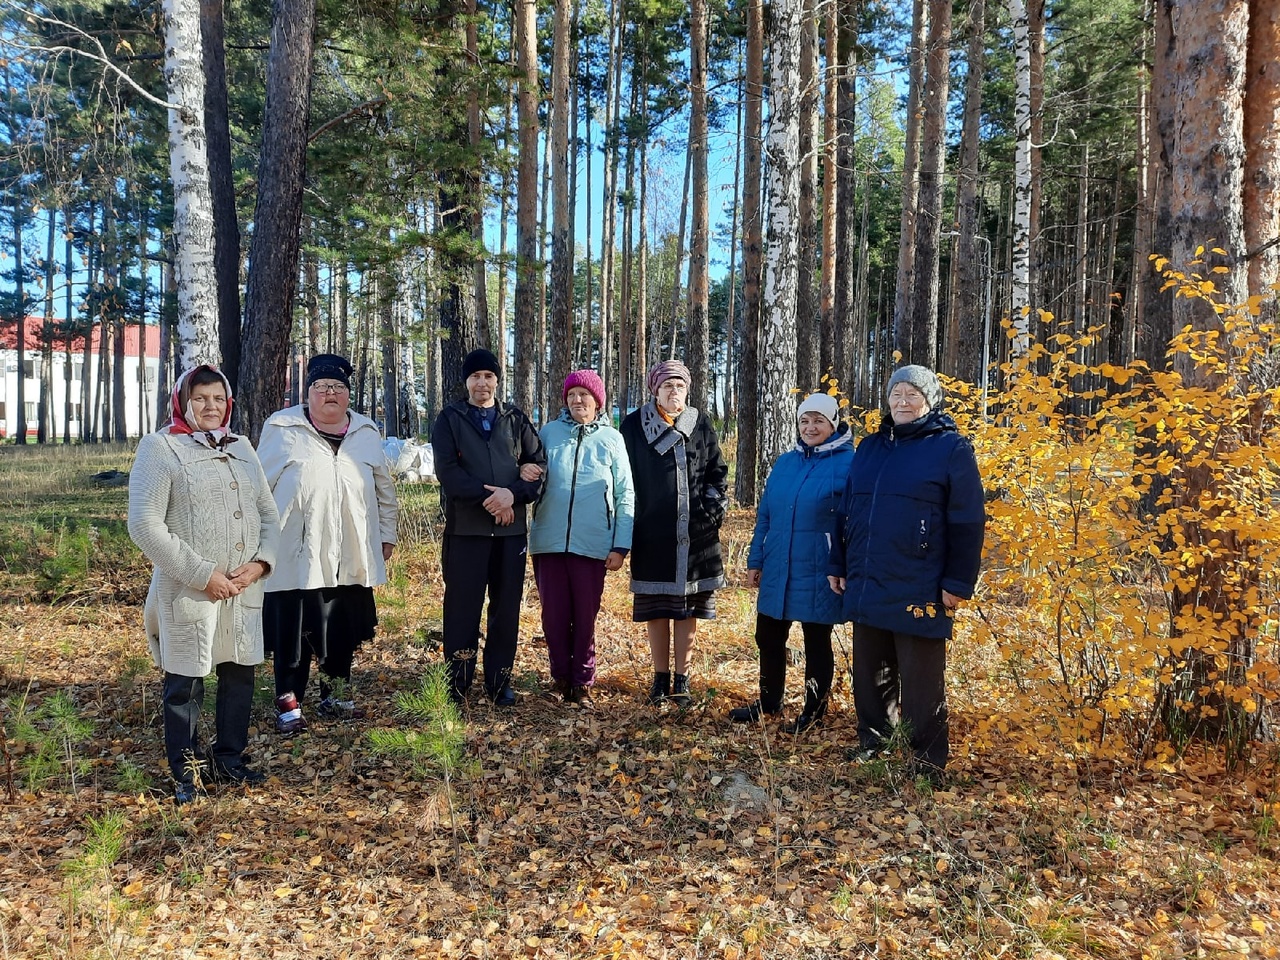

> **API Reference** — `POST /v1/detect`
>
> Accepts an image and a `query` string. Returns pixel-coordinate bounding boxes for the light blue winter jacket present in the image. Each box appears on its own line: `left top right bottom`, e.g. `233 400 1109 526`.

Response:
747 426 854 624
529 410 635 560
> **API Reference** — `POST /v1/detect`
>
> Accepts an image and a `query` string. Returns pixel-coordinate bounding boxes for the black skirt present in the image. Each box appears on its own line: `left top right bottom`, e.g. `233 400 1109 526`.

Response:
265 585 378 669
632 590 717 622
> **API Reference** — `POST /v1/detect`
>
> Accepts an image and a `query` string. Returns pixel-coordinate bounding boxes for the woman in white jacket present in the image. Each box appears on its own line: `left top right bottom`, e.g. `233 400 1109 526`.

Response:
258 354 399 732
128 365 279 804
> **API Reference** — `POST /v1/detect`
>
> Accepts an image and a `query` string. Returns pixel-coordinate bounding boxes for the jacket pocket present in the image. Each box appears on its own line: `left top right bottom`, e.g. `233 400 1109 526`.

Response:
603 489 613 529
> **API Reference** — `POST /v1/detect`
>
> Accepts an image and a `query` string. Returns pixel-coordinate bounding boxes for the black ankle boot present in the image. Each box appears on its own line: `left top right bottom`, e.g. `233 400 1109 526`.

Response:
670 673 692 708
648 672 671 704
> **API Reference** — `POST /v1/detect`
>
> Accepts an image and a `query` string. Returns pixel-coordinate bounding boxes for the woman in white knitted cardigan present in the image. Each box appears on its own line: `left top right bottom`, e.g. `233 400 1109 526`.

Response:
128 365 279 804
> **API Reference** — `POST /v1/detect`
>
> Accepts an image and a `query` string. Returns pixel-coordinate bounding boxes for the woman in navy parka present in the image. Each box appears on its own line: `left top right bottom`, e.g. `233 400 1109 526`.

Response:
730 392 854 733
828 365 985 780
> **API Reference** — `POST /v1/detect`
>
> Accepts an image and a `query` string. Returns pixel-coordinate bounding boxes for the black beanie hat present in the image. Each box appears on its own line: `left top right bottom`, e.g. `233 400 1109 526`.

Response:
462 348 501 380
306 354 354 388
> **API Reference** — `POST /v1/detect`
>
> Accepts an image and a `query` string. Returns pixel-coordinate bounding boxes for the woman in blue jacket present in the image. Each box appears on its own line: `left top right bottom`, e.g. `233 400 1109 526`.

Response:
828 365 985 781
730 392 854 733
529 370 635 708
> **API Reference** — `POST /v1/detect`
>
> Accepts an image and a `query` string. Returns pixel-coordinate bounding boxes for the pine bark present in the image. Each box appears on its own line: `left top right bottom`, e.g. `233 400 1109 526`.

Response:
795 0 820 391
953 0 987 386
201 0 242 390
238 0 317 441
891 0 926 363
549 0 574 395
512 0 539 416
733 0 764 504
686 0 710 408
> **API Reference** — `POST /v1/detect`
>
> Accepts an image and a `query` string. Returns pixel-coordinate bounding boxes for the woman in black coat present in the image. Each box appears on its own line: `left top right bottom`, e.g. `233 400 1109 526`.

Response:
828 365 985 783
621 360 728 707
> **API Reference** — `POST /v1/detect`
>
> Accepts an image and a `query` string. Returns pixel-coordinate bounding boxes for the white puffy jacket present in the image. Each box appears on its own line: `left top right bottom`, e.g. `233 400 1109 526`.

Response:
257 406 398 591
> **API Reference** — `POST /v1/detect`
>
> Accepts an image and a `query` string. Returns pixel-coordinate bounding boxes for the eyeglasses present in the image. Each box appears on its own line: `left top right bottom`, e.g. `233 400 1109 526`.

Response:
311 382 349 395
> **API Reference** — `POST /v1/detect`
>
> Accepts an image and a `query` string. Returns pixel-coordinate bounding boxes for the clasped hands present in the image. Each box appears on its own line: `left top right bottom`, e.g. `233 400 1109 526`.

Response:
483 462 544 527
205 561 267 601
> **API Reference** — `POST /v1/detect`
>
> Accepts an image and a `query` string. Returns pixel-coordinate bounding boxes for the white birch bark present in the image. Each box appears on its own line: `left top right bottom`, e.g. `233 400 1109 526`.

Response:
163 0 221 368
757 0 802 485
1010 0 1032 353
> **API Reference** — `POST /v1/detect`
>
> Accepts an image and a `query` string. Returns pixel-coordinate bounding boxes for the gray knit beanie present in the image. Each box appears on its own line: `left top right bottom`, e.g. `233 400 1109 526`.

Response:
886 364 943 410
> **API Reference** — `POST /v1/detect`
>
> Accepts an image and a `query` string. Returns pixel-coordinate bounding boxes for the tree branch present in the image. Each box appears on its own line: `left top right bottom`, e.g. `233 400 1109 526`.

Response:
2 6 177 112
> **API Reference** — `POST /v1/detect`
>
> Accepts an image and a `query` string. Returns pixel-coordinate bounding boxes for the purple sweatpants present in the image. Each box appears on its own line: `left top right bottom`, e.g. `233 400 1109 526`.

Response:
533 552 608 687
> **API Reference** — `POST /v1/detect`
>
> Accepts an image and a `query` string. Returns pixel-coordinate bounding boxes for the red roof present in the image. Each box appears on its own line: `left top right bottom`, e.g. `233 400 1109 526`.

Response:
0 317 161 358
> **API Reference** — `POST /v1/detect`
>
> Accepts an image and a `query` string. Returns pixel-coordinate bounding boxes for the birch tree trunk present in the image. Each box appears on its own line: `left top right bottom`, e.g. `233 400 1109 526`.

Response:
163 0 221 370
758 0 802 484
237 0 317 440
686 0 710 407
512 0 539 416
1009 0 1033 351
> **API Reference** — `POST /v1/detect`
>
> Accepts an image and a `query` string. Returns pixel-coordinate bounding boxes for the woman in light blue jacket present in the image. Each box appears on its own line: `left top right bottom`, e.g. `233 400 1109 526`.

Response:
730 392 854 733
529 370 635 707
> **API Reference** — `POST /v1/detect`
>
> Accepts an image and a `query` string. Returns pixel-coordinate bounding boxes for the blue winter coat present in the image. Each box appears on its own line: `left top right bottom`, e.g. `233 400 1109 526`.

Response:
529 411 635 560
828 411 985 639
747 427 854 624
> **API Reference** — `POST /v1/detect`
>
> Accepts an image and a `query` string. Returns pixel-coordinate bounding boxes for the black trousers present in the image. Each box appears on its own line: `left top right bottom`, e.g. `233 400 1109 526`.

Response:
163 662 255 782
755 613 834 716
442 534 528 699
852 624 949 771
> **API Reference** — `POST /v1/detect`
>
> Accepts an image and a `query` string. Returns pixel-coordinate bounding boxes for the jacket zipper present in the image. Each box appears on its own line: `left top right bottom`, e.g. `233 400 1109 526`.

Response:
564 426 585 552
855 433 893 617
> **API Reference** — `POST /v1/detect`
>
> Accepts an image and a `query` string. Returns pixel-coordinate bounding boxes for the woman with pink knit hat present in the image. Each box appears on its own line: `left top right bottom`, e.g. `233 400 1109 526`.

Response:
529 370 635 707
620 359 729 707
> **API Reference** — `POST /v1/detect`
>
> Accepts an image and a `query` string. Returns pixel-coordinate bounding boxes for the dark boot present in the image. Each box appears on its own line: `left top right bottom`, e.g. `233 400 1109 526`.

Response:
648 672 671 705
670 673 692 708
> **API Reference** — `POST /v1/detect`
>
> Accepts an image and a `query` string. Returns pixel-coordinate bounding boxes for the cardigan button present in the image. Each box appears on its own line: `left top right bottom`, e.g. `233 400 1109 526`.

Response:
235 542 244 551
229 481 238 489
233 511 242 519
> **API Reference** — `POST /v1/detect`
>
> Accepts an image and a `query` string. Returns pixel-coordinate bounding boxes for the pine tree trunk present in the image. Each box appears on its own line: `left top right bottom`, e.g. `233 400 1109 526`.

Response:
549 0 574 396
512 0 539 417
892 0 926 363
833 0 859 390
40 212 56 443
201 0 242 390
954 0 987 386
819 0 838 379
795 0 820 392
686 0 710 408
734 0 765 505
905 0 952 368
1244 0 1280 305
163 0 221 370
238 0 317 441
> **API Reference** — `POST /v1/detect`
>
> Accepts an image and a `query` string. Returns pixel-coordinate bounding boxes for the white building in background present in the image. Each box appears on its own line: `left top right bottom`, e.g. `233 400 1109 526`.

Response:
0 318 161 441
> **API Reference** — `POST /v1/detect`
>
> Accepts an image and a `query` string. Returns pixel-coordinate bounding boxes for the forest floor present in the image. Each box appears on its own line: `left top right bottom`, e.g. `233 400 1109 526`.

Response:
2 445 1280 959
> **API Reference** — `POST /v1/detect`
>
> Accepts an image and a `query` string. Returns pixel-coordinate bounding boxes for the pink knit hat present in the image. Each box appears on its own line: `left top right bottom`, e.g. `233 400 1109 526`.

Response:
646 359 692 396
563 369 606 410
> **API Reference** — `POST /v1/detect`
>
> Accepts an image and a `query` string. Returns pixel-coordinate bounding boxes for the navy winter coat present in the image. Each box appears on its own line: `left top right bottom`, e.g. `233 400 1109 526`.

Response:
828 411 985 639
747 427 854 625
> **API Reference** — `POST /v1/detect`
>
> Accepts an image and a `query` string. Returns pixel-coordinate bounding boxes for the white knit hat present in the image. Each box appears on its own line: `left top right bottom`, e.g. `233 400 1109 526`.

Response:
796 392 840 430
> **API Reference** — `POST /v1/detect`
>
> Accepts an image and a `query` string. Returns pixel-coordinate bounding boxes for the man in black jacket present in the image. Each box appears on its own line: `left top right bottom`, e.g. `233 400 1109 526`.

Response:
432 349 546 706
